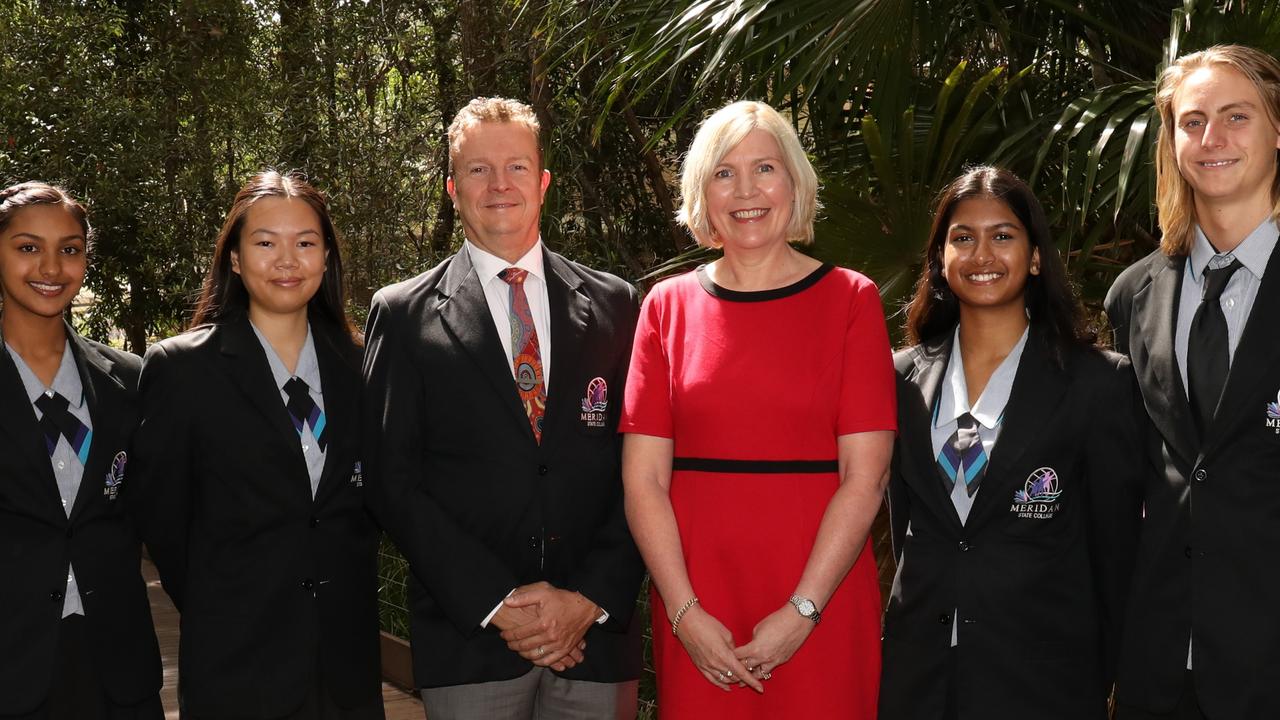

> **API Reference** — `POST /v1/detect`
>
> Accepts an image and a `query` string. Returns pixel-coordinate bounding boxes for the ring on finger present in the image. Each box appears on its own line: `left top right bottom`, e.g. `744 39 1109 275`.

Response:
724 669 734 678
715 671 726 682
761 670 772 680
536 646 546 657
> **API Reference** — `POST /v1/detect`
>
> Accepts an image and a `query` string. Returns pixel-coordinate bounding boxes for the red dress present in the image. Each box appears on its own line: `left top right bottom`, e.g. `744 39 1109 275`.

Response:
620 264 896 719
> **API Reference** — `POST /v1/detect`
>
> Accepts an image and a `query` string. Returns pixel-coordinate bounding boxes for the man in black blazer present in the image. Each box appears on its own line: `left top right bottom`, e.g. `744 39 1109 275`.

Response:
363 97 644 719
0 328 161 718
1105 45 1280 719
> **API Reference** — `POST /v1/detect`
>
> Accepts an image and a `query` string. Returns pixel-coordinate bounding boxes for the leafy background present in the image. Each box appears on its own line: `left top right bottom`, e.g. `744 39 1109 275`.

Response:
4 0 1277 714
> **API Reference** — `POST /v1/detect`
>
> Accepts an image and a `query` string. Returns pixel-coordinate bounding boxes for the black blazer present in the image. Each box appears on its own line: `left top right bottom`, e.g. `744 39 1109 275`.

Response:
1106 246 1280 718
880 329 1145 720
129 315 381 718
0 326 161 714
362 246 645 689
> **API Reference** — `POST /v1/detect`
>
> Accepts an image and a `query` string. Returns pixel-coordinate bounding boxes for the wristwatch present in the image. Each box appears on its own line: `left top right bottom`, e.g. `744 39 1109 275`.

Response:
789 594 821 624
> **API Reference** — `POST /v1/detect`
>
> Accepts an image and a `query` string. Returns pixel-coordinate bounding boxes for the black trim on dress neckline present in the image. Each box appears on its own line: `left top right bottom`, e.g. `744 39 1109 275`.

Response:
695 263 834 302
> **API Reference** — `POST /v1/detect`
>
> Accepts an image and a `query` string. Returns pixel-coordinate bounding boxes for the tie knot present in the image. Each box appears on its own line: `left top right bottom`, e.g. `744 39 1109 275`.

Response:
1202 258 1243 302
499 268 528 286
35 391 70 414
956 412 977 431
283 376 310 399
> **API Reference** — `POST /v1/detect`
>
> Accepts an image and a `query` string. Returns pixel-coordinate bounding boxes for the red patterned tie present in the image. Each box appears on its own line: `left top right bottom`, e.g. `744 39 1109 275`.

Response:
499 268 546 443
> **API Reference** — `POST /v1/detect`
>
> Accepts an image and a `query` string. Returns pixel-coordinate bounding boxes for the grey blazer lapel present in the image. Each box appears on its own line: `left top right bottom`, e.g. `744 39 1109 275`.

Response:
900 337 963 530
1131 254 1198 464
437 249 536 442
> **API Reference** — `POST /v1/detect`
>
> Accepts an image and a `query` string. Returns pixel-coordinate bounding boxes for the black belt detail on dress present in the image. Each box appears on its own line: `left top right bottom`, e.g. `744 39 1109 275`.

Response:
671 458 839 473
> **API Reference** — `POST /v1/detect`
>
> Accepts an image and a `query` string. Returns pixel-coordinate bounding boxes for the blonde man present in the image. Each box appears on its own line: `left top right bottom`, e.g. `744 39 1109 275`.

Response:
1105 45 1280 720
363 97 643 719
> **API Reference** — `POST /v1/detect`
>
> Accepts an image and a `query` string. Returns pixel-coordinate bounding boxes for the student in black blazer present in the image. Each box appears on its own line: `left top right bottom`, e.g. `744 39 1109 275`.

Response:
1105 45 1280 720
129 171 383 720
363 98 644 719
880 167 1146 720
0 182 162 719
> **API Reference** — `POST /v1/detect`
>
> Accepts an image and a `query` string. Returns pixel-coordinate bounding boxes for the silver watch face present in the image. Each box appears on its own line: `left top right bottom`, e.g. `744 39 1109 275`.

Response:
795 597 816 616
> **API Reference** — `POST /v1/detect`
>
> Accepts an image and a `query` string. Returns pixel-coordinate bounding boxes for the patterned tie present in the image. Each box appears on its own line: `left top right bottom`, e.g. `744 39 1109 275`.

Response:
283 377 328 451
1187 258 1243 438
936 412 987 497
499 268 546 443
34 391 92 464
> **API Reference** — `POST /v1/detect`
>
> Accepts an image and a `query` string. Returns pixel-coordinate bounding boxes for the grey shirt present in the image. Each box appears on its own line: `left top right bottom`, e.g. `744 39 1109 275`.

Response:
930 324 1029 645
250 322 326 497
6 340 88 618
1175 219 1277 392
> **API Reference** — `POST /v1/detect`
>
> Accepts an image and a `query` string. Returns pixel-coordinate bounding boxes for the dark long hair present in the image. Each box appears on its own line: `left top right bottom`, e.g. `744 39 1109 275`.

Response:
904 166 1089 360
191 170 359 344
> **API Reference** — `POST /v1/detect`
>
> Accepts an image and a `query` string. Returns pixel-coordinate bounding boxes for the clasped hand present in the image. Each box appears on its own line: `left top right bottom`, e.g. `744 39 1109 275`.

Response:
493 581 599 672
675 604 814 693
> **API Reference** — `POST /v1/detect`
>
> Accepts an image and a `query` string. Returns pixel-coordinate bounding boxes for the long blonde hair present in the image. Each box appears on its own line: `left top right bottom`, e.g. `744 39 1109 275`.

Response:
1154 45 1280 256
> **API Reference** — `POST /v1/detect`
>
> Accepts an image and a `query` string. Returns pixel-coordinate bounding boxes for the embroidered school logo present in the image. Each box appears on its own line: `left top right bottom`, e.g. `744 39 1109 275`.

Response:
350 461 363 488
1010 466 1061 519
1267 388 1280 434
103 451 126 501
579 377 608 428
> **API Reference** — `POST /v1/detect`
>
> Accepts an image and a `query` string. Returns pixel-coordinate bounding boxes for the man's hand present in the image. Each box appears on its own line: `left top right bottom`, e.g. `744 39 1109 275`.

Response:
499 581 600 671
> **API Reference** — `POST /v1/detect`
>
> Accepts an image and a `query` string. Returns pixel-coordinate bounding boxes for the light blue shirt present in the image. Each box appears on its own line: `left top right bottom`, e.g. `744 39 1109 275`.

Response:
250 322 326 497
930 324 1029 645
6 340 89 618
1175 218 1277 392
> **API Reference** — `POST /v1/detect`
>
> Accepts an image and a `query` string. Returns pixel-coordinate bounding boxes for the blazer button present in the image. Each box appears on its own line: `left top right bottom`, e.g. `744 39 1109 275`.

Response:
938 613 952 624
538 464 549 476
1193 468 1208 483
548 535 561 544
1185 545 1193 559
50 590 64 602
309 517 320 528
301 579 315 591
958 540 971 552
528 536 540 549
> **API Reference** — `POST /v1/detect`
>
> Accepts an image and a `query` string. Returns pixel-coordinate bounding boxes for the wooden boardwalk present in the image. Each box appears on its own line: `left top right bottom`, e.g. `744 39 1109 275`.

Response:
143 560 424 720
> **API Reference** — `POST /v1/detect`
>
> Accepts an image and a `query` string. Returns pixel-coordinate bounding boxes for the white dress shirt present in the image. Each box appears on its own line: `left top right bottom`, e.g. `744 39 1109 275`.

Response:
466 239 553 391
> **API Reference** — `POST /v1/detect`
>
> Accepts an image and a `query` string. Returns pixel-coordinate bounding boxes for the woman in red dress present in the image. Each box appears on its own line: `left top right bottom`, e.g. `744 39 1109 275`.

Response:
620 100 896 718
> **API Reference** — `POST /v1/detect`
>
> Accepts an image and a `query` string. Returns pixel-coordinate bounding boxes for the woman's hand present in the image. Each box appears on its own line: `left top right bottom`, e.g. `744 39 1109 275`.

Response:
733 604 815 681
676 605 764 693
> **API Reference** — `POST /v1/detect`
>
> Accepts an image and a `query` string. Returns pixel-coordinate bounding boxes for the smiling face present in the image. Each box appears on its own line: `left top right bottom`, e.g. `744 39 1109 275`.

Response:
1172 64 1280 218
230 197 328 320
941 196 1040 311
704 128 795 251
0 204 87 323
447 121 550 262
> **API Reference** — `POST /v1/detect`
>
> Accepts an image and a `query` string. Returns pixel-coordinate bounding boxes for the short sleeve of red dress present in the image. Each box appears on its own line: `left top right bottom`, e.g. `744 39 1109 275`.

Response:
837 274 897 435
619 285 672 438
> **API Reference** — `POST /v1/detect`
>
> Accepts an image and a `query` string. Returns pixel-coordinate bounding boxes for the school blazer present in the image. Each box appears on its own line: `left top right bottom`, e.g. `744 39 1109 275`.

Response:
1105 246 1280 718
362 246 645 689
128 315 381 718
0 325 161 715
880 329 1145 720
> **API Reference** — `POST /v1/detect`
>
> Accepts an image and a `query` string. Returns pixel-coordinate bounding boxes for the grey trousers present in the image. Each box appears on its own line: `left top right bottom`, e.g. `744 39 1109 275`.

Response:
420 669 638 720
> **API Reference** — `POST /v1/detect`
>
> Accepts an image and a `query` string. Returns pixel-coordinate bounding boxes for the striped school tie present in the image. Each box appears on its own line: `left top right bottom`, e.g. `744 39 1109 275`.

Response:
283 377 328 452
34 391 92 464
936 412 987 497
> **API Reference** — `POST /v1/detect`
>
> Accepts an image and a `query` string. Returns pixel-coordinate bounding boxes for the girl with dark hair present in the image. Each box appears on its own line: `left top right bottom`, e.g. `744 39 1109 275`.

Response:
0 182 162 719
129 171 384 720
880 166 1146 720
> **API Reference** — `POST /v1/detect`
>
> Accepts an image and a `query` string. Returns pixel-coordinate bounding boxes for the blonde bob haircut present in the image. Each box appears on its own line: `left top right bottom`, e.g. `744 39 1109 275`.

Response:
1155 44 1280 256
677 100 819 247
447 97 543 171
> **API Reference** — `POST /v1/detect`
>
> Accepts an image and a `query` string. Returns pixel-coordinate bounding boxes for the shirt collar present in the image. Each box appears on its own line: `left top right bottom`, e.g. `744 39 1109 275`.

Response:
465 238 545 286
5 339 84 409
1189 218 1278 283
935 324 1029 431
249 321 322 393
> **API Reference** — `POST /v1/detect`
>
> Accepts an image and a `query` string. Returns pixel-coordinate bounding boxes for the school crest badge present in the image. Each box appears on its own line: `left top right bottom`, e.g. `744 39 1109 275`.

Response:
1010 466 1061 519
103 451 126 501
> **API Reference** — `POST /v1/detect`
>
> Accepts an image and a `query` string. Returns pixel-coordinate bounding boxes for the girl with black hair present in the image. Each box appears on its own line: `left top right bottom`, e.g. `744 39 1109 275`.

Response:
0 182 162 719
879 166 1146 720
129 171 384 720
